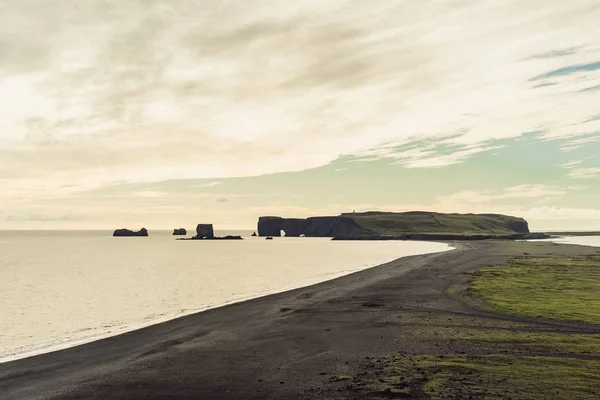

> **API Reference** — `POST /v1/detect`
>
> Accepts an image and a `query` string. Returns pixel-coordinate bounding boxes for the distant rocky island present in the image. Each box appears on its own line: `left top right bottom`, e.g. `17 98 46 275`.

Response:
172 228 187 236
113 228 148 237
177 224 242 240
257 212 550 240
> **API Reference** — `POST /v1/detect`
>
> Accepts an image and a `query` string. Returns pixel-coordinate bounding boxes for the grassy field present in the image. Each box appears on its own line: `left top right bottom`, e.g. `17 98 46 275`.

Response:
396 313 600 356
341 211 530 236
351 254 600 399
470 255 600 324
368 354 600 399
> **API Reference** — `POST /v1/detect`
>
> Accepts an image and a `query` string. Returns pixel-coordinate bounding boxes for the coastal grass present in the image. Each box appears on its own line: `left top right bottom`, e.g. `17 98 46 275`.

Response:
354 254 600 398
369 354 600 399
396 313 600 355
364 312 600 398
469 254 600 324
342 211 528 236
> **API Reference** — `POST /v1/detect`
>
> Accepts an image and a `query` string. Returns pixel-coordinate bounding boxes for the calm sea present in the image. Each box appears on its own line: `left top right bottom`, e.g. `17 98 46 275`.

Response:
0 230 450 363
542 235 600 247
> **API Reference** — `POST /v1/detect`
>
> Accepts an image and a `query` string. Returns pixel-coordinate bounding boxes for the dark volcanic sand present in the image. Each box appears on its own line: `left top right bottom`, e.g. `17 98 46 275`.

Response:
1 241 598 400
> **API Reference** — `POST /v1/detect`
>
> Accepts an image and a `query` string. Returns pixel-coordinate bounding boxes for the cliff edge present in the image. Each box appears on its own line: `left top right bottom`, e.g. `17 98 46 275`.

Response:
257 216 369 237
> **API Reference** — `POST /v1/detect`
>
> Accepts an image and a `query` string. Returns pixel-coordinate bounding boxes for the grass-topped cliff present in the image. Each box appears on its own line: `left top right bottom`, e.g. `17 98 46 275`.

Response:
338 211 537 239
257 211 546 240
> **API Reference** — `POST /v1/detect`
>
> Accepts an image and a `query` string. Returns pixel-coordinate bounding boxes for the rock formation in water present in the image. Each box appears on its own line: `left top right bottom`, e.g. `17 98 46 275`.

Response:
195 224 215 239
257 216 369 237
113 228 149 237
177 224 243 240
251 232 257 237
257 211 540 240
172 228 187 236
178 235 243 241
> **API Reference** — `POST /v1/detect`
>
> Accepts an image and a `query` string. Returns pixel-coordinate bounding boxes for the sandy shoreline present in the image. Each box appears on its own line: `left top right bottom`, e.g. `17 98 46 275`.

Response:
0 240 597 400
0 241 451 364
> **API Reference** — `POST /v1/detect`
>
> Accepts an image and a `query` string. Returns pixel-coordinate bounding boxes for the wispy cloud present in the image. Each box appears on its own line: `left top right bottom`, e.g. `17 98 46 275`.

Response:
1 0 600 227
191 182 223 188
560 134 600 151
439 184 571 205
353 136 502 168
529 47 581 59
1 1 600 186
531 61 600 80
579 84 600 92
560 154 600 178
566 167 600 179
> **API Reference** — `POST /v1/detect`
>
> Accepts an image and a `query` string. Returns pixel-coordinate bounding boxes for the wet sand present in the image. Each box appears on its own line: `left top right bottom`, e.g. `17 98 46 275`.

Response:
0 240 597 400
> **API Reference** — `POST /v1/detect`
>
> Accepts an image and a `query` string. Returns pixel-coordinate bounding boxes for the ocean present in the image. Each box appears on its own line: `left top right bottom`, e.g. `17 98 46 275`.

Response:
0 230 450 363
540 235 600 248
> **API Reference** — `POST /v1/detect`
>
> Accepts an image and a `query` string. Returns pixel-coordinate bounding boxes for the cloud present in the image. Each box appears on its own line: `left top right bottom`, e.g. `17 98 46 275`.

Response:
531 61 600 80
353 136 502 168
1 0 600 206
131 190 169 198
560 134 600 151
579 84 600 92
560 155 600 178
439 184 571 205
566 167 600 179
400 145 502 168
191 182 223 188
529 47 581 59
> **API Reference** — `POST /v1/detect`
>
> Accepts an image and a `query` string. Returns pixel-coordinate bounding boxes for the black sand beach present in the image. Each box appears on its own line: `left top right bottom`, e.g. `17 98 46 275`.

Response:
1 240 598 399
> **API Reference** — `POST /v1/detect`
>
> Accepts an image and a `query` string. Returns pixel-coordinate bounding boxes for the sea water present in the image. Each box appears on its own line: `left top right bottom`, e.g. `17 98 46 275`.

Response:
0 230 450 362
544 235 600 248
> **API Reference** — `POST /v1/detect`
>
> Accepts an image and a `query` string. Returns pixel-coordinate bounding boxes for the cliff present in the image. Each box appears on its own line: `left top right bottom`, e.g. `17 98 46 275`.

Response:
340 211 531 236
257 216 369 237
257 211 539 240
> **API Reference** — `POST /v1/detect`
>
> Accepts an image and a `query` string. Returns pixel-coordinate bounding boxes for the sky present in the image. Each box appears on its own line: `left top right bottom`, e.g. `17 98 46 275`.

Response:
1 0 599 231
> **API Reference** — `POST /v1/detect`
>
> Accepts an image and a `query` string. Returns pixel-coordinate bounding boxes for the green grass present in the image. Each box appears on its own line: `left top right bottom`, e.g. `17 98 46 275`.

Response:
371 355 600 399
470 255 600 324
398 313 600 355
341 211 529 235
353 255 600 398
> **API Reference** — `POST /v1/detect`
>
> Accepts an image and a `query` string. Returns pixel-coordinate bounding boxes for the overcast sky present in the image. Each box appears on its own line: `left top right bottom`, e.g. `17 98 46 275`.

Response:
1 0 599 230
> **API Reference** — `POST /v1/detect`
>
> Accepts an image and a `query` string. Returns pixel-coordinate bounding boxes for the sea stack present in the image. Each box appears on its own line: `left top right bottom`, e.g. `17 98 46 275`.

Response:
173 228 187 236
195 224 215 239
113 228 149 237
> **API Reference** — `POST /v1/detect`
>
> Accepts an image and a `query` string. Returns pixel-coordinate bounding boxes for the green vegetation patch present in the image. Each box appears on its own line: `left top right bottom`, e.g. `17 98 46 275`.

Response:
470 255 600 324
368 354 600 399
397 313 600 356
352 255 600 398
